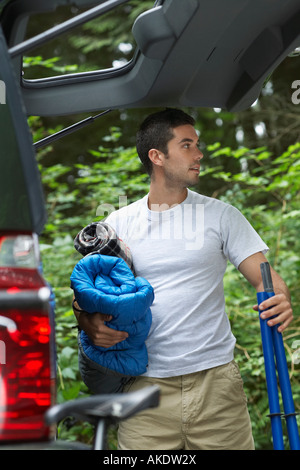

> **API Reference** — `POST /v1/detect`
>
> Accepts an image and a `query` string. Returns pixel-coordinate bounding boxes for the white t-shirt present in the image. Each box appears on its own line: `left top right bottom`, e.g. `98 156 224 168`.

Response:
105 189 268 377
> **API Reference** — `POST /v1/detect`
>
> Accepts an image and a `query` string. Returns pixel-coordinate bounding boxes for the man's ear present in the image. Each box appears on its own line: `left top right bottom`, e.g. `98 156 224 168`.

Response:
148 149 164 167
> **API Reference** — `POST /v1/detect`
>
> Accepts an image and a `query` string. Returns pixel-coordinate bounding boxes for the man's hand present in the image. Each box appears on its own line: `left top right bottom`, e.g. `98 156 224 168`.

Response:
238 252 293 333
73 299 129 347
78 311 129 347
253 293 293 333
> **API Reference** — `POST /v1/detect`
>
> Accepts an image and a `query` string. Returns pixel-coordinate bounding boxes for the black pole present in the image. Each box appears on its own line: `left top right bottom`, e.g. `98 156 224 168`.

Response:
33 109 111 149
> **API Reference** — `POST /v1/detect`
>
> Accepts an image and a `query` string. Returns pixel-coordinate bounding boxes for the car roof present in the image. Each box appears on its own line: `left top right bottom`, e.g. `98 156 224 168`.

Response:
1 0 300 117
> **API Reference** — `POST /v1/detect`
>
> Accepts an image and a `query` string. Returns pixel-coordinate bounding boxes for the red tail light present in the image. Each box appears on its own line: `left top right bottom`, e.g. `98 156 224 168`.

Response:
0 234 55 442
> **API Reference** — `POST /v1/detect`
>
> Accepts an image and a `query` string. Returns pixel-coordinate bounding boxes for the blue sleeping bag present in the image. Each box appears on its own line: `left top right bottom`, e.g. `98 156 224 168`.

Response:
70 253 154 376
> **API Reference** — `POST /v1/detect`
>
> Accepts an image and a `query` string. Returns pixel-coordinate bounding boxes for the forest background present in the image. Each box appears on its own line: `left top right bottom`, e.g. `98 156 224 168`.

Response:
24 2 300 449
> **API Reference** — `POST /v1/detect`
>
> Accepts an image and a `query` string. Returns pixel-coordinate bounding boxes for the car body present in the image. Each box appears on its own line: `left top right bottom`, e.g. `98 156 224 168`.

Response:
0 0 299 449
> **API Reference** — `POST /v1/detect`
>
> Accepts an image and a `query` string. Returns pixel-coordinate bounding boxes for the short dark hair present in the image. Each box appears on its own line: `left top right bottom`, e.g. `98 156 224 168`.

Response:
136 108 195 175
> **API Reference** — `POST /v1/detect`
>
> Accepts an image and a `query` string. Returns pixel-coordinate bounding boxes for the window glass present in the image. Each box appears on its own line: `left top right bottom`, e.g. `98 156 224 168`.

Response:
23 2 154 80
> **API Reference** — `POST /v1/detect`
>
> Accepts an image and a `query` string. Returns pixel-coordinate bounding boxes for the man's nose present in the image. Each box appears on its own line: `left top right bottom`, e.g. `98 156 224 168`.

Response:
195 148 204 160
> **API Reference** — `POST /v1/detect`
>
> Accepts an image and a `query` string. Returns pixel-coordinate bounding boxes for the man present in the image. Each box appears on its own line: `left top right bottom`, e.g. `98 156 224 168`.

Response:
73 109 293 450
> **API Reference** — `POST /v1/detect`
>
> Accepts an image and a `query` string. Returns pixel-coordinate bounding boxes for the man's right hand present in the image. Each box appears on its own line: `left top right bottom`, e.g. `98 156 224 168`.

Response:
77 311 129 348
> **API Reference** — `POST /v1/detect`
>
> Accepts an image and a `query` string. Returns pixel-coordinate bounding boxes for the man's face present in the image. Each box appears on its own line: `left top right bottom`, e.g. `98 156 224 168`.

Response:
161 124 203 188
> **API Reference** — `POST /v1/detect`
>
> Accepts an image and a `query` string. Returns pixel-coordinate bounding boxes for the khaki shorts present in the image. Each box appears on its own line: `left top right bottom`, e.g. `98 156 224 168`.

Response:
118 361 255 450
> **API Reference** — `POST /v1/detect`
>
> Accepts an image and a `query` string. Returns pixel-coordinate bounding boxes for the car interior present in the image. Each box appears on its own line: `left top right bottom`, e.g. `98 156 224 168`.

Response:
1 0 300 117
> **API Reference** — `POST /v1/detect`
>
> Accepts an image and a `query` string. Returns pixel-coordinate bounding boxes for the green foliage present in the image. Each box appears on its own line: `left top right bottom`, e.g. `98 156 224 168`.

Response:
68 1 154 62
23 56 78 74
32 119 300 450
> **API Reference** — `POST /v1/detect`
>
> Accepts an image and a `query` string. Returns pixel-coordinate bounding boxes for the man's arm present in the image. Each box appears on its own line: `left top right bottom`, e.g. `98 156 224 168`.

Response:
238 252 293 333
72 298 129 347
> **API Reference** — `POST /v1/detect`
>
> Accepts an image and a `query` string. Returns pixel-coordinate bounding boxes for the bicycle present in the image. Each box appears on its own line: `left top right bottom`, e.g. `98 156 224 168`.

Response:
44 385 160 450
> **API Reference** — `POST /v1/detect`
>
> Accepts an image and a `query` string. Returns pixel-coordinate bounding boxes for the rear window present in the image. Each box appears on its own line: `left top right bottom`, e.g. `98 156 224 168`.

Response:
22 1 154 81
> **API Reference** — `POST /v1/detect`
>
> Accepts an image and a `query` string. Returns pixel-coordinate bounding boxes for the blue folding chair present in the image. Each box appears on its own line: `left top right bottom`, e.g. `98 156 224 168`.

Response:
257 262 300 450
